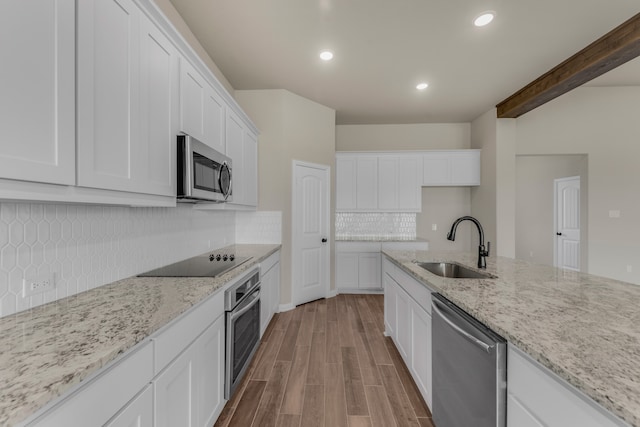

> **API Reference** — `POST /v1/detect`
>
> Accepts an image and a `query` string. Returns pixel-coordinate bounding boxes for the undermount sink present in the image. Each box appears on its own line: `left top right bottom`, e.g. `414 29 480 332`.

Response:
415 262 496 279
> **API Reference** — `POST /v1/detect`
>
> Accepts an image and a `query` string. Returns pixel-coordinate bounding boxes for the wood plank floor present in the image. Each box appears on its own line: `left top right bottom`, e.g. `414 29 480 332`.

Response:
214 294 434 427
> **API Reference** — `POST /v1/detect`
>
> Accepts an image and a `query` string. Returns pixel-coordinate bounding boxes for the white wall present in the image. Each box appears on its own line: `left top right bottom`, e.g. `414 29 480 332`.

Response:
336 123 474 251
470 110 516 258
0 203 235 317
516 155 588 268
235 89 336 304
153 0 234 95
515 86 640 284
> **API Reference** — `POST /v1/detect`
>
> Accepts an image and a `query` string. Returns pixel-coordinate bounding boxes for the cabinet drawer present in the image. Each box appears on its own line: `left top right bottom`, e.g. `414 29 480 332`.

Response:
381 241 429 251
336 242 381 252
260 251 280 275
152 290 224 374
508 346 626 427
393 267 432 314
30 342 153 427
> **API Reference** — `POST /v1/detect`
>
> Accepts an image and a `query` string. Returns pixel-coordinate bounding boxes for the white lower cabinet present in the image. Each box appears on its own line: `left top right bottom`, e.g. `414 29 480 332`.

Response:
154 315 225 427
154 343 197 427
507 345 628 427
28 343 154 426
410 302 432 409
105 385 153 427
382 255 433 410
260 251 281 336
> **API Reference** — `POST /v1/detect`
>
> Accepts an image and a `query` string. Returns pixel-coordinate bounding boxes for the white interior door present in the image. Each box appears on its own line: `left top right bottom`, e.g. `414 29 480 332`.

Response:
292 160 330 306
555 176 580 271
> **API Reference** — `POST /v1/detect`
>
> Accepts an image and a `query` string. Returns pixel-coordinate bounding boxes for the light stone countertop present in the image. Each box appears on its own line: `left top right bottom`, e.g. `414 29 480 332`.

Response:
0 244 280 427
383 249 640 427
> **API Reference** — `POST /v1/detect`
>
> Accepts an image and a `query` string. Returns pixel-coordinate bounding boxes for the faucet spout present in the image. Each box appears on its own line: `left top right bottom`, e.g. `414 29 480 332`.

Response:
447 216 490 269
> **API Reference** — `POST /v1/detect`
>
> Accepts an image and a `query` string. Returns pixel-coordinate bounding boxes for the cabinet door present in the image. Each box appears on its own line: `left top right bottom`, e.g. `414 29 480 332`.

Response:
336 156 357 210
397 157 421 210
105 385 153 427
203 87 226 154
179 58 206 142
226 110 245 203
356 157 378 210
410 302 432 408
260 269 272 336
0 0 75 185
383 274 397 337
195 316 226 427
358 253 381 289
450 151 480 185
271 262 281 315
395 284 411 363
77 0 140 192
243 130 258 206
138 15 178 196
154 344 197 427
422 153 451 186
377 157 398 210
336 253 359 288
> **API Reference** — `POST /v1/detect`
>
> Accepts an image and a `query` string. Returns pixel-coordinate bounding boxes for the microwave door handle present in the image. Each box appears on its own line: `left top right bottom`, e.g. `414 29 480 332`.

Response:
220 162 232 199
230 290 260 322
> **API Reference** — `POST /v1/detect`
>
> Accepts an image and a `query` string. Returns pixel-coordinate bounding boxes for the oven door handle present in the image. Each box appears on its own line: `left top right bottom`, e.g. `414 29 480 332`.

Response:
230 289 260 322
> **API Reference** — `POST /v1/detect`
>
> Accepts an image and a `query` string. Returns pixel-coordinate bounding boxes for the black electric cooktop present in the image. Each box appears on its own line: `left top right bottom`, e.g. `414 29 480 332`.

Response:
138 253 252 278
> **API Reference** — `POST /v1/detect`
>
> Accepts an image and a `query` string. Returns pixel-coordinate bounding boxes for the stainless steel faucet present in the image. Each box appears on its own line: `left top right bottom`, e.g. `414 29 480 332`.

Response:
447 216 490 269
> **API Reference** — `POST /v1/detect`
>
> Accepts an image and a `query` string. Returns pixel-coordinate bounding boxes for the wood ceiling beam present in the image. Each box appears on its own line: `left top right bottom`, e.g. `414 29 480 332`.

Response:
496 13 640 118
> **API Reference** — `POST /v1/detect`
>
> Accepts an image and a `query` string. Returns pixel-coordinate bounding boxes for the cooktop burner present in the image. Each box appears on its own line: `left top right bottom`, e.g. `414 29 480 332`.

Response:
138 253 252 278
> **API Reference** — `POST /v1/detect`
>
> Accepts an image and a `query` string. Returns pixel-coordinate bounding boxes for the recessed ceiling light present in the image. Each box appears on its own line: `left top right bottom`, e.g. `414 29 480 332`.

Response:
416 82 429 90
319 50 334 61
474 11 495 27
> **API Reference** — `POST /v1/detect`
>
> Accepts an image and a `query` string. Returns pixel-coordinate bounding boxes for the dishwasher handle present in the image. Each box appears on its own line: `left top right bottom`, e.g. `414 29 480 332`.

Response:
431 299 494 354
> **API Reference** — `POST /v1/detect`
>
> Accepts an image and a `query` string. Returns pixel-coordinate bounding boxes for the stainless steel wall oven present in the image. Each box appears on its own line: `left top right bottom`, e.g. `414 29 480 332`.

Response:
224 269 261 398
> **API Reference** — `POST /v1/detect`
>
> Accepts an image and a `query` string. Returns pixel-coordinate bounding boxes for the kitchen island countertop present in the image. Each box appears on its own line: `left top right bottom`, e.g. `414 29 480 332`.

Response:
0 244 280 426
383 249 640 427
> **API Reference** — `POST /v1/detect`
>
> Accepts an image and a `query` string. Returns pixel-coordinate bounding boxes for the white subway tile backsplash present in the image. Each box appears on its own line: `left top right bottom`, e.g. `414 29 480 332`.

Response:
336 212 416 240
235 211 282 244
0 202 235 318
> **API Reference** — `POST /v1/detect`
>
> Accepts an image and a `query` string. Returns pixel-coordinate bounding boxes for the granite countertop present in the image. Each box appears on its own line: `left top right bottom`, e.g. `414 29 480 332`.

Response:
0 244 280 427
383 249 640 427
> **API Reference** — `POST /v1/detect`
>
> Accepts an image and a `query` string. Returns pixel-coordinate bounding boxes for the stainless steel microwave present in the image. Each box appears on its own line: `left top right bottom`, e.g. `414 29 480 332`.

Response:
177 134 232 203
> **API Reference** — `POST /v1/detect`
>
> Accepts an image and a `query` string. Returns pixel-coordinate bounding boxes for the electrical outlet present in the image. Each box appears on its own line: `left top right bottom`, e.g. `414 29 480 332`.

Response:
530 251 534 258
432 224 438 231
627 265 633 273
22 274 56 298
609 210 621 218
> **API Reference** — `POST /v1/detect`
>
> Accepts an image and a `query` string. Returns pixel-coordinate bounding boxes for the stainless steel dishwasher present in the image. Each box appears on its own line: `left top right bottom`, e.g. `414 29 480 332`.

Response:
431 293 507 427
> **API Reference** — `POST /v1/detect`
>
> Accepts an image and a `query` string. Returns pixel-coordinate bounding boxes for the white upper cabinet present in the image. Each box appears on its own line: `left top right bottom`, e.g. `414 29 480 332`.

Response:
77 0 178 196
224 110 258 208
138 14 178 196
0 0 75 185
336 153 421 212
422 150 480 186
336 157 357 210
179 59 226 153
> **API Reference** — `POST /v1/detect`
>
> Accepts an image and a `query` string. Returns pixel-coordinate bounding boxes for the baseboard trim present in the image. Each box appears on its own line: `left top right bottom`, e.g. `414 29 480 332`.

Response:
336 288 384 295
326 289 338 298
278 303 295 312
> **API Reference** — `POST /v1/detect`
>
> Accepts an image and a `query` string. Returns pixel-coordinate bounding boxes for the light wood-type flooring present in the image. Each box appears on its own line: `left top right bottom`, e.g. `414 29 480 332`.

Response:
214 294 434 427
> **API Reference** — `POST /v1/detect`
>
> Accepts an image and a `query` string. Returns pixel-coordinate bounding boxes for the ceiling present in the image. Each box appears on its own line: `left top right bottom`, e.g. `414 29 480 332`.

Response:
168 0 640 124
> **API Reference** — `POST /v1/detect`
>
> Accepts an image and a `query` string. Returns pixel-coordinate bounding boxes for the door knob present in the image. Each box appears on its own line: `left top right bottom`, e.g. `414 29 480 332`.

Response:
556 232 562 236
321 238 327 243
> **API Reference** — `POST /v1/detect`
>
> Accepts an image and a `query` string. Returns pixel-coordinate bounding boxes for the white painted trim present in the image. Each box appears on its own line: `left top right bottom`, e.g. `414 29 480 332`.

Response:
278 303 296 312
291 160 331 307
326 289 338 298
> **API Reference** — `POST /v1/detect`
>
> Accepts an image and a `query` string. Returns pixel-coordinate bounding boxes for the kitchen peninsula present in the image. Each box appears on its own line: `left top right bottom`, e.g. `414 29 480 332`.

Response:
383 249 640 427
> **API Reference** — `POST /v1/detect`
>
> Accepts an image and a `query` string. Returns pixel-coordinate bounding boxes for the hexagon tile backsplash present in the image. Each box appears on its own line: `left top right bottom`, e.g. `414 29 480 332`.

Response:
0 202 235 318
